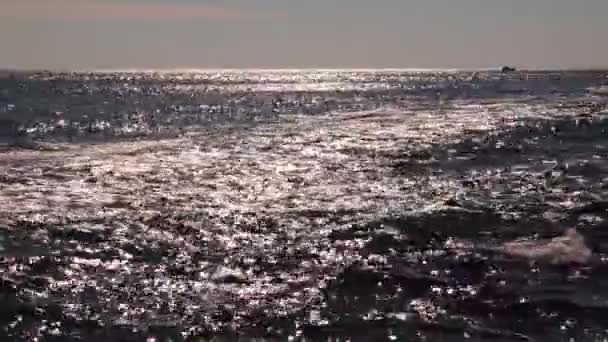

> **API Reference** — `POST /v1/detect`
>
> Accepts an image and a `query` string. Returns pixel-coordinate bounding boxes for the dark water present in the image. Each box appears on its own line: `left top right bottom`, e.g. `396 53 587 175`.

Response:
1 70 608 341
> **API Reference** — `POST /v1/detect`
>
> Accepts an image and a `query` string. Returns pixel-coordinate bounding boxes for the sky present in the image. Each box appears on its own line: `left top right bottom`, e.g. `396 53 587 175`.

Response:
1 0 607 70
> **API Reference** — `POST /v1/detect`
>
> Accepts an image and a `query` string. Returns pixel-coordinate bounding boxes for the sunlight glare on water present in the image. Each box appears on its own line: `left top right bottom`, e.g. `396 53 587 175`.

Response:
0 69 607 341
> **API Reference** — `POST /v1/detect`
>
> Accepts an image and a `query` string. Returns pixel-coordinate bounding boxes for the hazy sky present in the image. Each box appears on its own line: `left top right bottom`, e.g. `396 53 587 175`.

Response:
1 0 607 69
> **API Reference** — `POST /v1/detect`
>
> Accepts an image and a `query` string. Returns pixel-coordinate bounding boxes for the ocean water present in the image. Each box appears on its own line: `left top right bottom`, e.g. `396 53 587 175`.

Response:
0 69 608 341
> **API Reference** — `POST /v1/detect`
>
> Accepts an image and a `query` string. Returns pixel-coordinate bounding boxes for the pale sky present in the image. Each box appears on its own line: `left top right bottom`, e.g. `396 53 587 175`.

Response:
1 0 607 70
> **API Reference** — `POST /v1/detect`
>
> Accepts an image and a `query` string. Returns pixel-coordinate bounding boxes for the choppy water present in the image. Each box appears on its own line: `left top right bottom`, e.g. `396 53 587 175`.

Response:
1 70 608 341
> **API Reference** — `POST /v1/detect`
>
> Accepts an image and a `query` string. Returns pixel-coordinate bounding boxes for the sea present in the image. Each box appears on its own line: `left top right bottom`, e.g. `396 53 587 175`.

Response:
0 69 608 341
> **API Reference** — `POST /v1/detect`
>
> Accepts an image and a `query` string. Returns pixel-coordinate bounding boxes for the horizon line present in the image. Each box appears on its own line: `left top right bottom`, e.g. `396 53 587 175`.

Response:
2 66 608 74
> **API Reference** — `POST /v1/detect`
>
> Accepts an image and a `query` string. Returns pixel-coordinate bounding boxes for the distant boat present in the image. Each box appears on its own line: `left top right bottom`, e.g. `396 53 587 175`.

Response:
500 66 517 73
588 85 608 96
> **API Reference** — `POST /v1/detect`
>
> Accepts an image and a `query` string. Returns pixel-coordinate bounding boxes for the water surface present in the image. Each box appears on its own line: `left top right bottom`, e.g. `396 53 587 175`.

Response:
1 70 607 341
